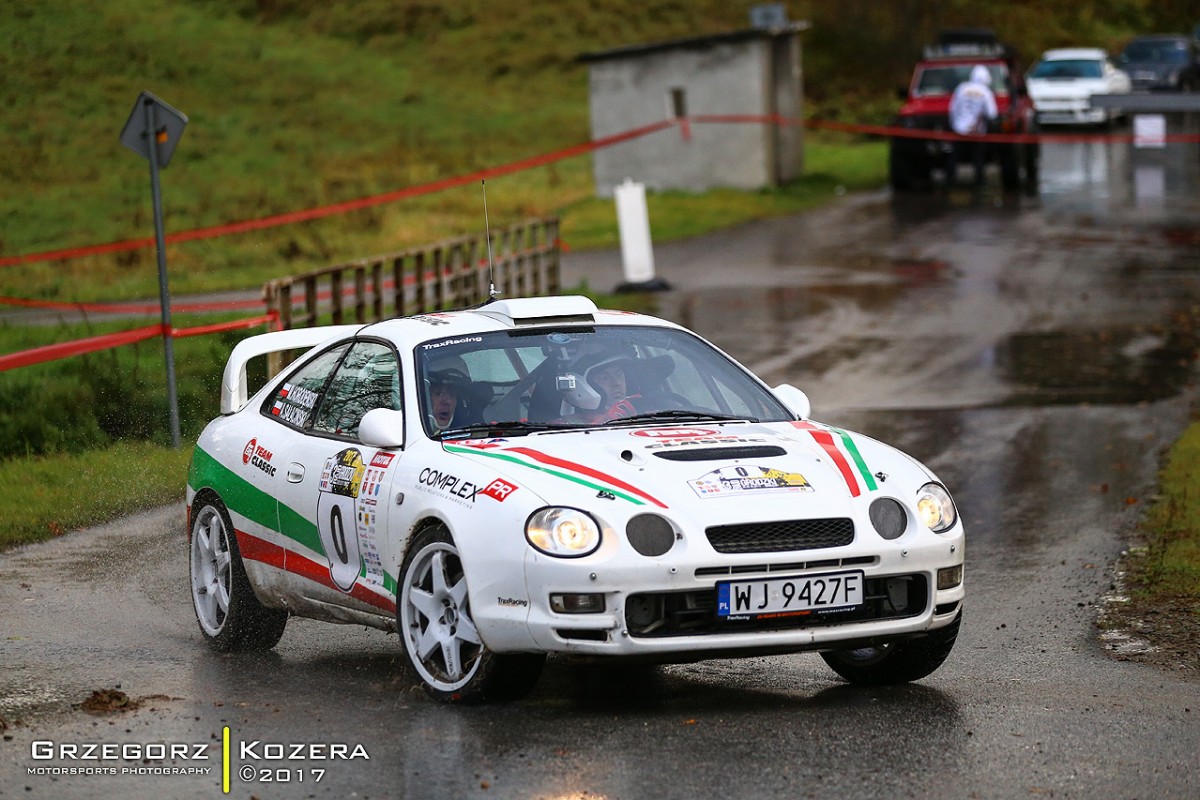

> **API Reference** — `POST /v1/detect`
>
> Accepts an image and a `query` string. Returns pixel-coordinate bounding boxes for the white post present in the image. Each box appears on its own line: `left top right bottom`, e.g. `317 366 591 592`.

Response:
613 178 667 291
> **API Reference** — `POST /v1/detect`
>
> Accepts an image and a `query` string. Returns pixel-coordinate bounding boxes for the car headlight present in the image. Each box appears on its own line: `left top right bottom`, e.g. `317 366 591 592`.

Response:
916 482 958 533
526 507 601 557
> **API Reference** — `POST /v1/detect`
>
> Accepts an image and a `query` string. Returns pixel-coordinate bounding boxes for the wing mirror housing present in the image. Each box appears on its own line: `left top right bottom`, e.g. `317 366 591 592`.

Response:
772 384 811 420
358 408 406 449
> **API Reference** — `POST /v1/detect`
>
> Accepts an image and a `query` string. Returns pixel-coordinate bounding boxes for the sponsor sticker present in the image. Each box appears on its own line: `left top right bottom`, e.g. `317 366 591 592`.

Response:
689 465 812 498
482 478 518 502
242 439 277 478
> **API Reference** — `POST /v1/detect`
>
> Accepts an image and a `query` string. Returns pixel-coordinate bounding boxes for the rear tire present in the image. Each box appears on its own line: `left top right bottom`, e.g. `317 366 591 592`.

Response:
397 526 544 703
189 499 288 652
821 610 961 685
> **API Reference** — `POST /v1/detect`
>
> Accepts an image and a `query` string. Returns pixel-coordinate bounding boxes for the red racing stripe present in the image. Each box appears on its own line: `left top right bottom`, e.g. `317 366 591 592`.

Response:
505 446 667 508
790 421 861 497
235 529 396 614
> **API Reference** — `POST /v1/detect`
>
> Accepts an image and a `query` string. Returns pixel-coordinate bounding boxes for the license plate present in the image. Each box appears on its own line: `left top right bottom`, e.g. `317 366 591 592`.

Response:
716 570 864 620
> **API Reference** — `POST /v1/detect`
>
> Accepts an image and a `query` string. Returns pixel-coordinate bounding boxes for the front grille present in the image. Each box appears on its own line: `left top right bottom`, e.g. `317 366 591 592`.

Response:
706 518 854 554
653 446 788 462
625 574 928 637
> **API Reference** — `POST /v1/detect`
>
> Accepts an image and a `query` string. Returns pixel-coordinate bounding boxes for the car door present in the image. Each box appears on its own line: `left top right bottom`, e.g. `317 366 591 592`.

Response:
269 339 406 622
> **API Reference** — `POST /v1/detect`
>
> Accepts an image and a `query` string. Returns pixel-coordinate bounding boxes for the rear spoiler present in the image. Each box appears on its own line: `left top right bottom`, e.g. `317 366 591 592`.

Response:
220 325 361 414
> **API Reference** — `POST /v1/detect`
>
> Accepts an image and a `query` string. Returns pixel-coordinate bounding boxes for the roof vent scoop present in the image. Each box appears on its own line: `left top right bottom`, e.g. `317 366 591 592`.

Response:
476 296 598 327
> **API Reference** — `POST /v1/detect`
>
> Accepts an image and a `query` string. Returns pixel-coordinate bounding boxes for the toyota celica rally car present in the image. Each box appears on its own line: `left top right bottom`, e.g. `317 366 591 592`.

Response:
187 295 964 703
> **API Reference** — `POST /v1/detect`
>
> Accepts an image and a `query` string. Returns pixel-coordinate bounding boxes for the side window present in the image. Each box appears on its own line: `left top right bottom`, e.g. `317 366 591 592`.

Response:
311 342 402 439
263 344 350 429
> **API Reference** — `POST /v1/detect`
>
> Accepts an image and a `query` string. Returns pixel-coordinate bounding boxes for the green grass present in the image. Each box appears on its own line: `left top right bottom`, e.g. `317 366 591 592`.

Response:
0 442 192 550
1130 423 1200 614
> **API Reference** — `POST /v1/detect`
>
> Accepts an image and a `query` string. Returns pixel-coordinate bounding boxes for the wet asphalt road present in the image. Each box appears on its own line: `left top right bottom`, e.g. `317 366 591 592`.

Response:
4 132 1200 799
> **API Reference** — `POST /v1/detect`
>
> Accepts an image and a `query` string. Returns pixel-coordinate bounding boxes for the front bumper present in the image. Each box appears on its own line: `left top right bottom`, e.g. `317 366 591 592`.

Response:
477 531 965 658
1035 102 1107 125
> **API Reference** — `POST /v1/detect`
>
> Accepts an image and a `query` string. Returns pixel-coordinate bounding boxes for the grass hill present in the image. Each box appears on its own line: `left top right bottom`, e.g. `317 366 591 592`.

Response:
1 0 1189 303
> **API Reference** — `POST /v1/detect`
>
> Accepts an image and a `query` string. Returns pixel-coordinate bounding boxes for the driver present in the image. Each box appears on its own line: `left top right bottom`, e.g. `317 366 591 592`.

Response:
426 355 472 433
558 348 640 424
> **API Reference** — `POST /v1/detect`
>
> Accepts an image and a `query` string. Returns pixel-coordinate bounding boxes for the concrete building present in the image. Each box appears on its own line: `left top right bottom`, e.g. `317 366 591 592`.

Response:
581 20 809 197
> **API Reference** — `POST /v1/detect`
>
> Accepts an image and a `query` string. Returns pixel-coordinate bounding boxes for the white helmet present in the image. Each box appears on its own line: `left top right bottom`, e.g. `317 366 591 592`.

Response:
558 350 630 410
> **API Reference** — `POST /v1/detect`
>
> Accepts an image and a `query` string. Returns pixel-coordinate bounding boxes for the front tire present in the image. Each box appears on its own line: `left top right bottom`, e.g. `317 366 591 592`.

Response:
820 611 961 685
189 499 288 652
398 526 544 703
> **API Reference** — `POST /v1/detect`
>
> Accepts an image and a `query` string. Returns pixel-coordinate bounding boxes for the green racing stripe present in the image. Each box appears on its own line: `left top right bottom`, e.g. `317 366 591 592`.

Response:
188 445 397 595
831 428 878 493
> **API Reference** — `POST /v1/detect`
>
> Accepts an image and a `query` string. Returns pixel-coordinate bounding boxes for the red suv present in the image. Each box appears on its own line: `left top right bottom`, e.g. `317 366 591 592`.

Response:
889 30 1039 193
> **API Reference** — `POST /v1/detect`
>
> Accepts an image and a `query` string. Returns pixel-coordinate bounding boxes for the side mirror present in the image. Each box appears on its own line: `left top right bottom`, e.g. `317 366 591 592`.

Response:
772 384 811 420
359 408 406 449
896 86 909 100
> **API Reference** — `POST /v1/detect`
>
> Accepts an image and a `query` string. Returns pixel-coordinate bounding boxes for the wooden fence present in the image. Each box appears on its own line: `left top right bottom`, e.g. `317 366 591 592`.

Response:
262 217 560 332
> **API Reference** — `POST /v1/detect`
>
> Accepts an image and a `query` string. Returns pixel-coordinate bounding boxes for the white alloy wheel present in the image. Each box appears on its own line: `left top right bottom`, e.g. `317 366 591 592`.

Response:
397 527 545 703
191 504 233 638
188 499 287 652
400 536 484 694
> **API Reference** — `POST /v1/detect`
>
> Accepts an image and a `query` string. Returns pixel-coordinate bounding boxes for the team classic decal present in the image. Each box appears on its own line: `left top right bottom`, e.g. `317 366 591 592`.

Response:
689 465 813 498
790 421 878 497
630 427 768 450
242 439 277 478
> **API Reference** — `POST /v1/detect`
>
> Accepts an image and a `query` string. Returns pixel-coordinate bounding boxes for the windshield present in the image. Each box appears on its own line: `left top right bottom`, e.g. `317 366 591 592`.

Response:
415 326 794 438
1029 59 1103 79
913 64 1010 97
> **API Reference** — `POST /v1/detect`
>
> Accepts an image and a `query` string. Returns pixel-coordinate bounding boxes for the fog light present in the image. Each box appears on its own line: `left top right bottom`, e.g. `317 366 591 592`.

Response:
550 593 606 614
937 565 963 590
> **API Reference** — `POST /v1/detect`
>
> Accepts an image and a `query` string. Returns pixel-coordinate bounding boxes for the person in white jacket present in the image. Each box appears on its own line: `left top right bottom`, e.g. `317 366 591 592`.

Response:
947 64 999 187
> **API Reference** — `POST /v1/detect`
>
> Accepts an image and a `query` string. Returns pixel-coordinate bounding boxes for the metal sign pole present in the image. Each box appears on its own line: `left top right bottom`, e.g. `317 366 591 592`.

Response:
143 98 181 449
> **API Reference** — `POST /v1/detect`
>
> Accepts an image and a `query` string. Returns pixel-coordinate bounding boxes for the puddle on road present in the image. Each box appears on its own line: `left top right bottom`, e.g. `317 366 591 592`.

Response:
996 327 1199 406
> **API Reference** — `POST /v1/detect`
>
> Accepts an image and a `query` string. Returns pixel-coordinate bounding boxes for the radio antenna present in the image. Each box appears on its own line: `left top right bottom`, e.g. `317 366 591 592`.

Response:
482 180 498 300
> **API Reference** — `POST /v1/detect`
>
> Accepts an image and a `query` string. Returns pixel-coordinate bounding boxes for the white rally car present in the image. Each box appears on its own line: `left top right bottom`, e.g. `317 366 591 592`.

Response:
188 295 964 702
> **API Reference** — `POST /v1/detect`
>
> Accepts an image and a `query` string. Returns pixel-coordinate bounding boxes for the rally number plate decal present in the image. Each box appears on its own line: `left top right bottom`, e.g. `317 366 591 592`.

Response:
716 570 864 619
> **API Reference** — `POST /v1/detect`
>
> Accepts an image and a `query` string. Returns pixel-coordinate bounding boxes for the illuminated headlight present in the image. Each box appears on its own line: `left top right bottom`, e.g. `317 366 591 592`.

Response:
526 507 601 557
916 482 958 533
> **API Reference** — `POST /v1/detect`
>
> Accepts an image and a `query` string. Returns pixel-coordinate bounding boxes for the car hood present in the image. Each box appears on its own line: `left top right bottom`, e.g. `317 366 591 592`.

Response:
440 421 926 519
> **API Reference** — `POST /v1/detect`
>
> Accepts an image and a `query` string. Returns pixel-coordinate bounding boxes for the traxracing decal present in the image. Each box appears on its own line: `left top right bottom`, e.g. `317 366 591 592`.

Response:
242 438 277 478
443 443 667 508
690 465 812 498
790 421 878 497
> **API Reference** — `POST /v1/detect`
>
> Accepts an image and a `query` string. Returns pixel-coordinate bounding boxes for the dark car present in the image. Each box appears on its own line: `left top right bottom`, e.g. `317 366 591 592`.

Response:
1116 35 1200 91
889 29 1039 193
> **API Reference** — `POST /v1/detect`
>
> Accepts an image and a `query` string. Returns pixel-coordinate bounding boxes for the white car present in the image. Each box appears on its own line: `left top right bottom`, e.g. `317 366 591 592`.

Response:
187 295 965 702
1027 47 1131 126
